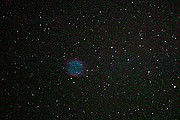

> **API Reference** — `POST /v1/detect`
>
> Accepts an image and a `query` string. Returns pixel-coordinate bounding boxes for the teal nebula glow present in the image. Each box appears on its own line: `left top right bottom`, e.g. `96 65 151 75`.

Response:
67 61 83 75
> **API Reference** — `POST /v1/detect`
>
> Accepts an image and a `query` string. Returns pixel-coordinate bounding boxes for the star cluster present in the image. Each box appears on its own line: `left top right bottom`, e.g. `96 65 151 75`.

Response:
1 1 179 119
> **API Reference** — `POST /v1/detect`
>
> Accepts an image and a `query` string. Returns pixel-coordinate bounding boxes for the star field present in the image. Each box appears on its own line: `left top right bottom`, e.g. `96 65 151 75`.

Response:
1 1 179 119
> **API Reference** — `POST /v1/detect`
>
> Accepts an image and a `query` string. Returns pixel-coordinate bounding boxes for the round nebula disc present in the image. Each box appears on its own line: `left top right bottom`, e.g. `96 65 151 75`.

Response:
65 59 85 77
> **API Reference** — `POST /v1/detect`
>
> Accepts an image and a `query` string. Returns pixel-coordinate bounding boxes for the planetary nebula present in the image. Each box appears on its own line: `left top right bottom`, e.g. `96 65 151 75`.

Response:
65 59 85 77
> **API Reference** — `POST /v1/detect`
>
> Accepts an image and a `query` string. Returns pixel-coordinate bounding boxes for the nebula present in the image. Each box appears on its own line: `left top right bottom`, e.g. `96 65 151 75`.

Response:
65 59 85 77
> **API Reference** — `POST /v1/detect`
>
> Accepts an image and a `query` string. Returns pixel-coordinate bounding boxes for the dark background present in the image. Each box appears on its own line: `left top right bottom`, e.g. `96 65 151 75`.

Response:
1 0 179 120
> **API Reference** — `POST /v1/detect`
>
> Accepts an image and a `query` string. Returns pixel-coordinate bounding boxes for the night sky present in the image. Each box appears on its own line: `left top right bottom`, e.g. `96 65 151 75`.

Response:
1 0 179 120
